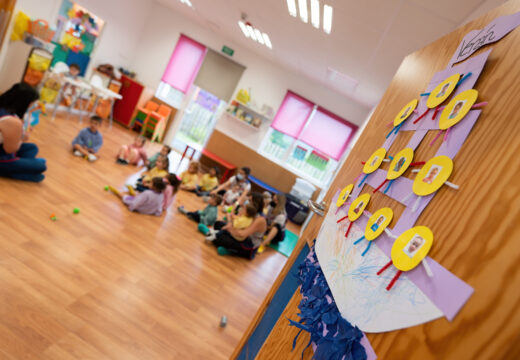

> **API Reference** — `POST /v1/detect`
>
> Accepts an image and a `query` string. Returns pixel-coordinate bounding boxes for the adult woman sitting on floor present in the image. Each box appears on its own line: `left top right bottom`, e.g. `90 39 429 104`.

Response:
211 192 267 259
261 193 288 247
0 83 46 182
211 166 251 204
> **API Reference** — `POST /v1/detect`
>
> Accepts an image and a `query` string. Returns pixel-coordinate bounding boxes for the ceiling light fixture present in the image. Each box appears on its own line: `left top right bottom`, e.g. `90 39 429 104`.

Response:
262 33 272 49
238 21 249 38
237 17 273 50
246 24 257 41
286 0 297 17
310 0 320 29
323 4 333 34
298 0 308 23
179 0 192 7
254 29 265 45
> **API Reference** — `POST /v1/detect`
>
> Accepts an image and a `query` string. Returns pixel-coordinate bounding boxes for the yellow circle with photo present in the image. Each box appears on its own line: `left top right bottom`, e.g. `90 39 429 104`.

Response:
365 207 393 241
413 156 453 196
336 184 354 208
363 148 386 174
438 89 478 130
387 148 414 180
391 226 434 271
348 193 370 222
393 99 418 127
427 73 460 109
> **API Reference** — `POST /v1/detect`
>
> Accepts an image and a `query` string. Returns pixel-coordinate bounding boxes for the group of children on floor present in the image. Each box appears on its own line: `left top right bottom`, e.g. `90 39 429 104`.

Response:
69 117 286 256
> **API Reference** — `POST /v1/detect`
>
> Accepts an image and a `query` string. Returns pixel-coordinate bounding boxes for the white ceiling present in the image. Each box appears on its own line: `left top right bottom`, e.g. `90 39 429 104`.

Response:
155 0 501 109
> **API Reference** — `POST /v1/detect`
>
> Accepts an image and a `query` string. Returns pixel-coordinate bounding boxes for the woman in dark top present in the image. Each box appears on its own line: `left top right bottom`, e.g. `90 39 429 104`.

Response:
0 83 46 182
212 192 267 259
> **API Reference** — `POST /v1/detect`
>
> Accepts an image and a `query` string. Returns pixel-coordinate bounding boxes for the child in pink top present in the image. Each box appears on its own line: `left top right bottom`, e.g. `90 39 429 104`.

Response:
116 135 148 165
163 173 181 212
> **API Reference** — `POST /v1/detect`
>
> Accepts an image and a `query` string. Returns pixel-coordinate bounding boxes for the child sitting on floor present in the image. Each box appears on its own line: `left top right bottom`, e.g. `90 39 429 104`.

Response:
116 135 147 165
135 154 169 192
178 193 222 228
62 63 81 107
180 161 200 191
221 183 242 211
206 203 257 242
196 167 219 196
148 145 171 169
72 115 103 162
109 177 166 216
163 173 181 212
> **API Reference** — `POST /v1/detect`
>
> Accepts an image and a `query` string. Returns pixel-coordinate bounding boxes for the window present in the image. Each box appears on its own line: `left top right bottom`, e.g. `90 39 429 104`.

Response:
156 34 207 106
260 91 357 186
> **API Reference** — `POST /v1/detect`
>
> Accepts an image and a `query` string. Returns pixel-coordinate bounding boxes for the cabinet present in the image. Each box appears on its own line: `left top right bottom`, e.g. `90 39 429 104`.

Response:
113 75 144 127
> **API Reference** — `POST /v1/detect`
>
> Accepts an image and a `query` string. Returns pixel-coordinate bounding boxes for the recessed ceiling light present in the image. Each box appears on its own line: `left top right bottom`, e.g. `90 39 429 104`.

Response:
310 0 320 29
246 24 257 41
237 21 273 49
298 0 308 23
286 0 297 17
238 21 249 38
179 0 192 7
263 33 272 49
323 4 333 34
254 29 265 45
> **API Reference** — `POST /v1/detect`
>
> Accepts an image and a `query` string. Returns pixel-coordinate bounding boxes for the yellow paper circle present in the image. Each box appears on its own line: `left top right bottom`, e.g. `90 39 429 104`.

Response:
363 148 387 174
365 208 393 241
348 193 370 222
387 148 414 180
391 226 434 271
438 89 478 130
427 73 461 109
413 155 453 196
393 99 418 127
336 184 354 208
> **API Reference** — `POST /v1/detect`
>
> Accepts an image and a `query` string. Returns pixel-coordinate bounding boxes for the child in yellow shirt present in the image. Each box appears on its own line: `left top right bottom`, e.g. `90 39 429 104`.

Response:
196 167 219 196
135 154 169 192
231 204 256 240
180 161 200 191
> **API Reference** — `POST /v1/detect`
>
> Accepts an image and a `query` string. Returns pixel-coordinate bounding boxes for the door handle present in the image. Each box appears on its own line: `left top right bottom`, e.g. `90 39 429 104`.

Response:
308 200 327 217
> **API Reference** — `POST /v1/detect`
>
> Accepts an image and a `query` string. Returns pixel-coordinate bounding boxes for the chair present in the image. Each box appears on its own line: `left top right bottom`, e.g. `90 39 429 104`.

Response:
142 104 171 142
131 100 159 131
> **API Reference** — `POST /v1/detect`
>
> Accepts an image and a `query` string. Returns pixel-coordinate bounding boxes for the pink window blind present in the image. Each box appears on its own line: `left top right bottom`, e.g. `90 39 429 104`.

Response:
271 91 314 138
299 107 357 161
161 34 207 93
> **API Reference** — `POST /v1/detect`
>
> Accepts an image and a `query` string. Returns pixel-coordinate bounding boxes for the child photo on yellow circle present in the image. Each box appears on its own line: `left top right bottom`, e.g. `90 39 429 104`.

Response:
423 165 442 184
449 100 466 119
394 157 406 172
436 83 450 98
404 235 425 258
354 202 364 214
400 106 411 119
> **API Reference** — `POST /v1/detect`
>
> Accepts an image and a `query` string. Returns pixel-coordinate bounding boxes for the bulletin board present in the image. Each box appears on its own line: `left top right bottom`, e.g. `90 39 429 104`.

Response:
238 1 520 359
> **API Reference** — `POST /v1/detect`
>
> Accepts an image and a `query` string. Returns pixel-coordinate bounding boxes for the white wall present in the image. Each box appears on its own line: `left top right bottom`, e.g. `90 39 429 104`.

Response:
461 0 509 25
0 0 151 73
131 2 371 151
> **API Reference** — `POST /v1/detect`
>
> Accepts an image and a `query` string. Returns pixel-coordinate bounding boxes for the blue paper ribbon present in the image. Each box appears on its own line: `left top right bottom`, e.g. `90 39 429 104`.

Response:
289 245 366 360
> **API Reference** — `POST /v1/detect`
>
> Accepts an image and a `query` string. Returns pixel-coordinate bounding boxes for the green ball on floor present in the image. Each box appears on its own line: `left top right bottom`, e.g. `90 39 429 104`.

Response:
104 185 109 191
73 207 80 214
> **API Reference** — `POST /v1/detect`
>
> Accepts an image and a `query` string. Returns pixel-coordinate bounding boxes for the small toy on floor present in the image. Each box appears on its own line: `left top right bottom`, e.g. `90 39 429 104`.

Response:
73 207 80 214
50 213 57 221
220 316 227 328
104 185 109 191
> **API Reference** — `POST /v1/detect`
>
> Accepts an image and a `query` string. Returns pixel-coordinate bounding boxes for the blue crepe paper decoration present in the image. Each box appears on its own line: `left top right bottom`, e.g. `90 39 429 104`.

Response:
289 244 366 360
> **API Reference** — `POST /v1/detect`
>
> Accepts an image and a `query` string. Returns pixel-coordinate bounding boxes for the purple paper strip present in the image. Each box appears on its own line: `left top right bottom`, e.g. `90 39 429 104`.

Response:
449 11 520 66
352 208 474 322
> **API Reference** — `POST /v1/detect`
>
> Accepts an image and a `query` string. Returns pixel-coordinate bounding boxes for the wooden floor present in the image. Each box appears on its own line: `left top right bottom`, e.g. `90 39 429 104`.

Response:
0 113 290 359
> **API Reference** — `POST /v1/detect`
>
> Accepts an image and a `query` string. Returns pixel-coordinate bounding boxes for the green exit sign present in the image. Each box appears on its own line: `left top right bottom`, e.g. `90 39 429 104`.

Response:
222 45 234 57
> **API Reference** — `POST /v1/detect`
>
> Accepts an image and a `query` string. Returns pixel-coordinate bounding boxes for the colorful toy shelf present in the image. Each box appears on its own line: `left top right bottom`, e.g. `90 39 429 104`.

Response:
224 100 271 129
